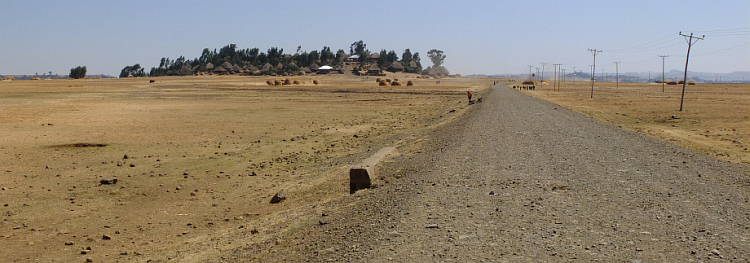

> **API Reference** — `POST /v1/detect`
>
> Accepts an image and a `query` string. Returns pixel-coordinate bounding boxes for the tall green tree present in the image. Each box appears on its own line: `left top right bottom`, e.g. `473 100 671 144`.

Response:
427 49 446 67
69 66 87 79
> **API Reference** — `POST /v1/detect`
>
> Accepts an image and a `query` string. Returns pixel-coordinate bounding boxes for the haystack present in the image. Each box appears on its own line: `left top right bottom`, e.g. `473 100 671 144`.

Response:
293 80 300 85
313 79 320 85
274 79 282 85
284 78 292 85
391 81 402 86
266 80 274 85
688 81 697 85
378 80 388 86
407 80 414 86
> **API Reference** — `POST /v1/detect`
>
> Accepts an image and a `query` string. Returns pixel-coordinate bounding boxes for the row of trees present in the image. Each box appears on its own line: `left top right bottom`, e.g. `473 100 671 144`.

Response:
121 41 438 77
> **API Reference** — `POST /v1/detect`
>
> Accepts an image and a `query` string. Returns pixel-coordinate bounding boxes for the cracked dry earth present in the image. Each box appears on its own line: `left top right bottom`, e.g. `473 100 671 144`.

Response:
228 83 750 262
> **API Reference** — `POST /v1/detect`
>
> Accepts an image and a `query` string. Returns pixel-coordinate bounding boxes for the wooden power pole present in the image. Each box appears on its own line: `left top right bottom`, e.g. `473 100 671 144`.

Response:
678 32 704 111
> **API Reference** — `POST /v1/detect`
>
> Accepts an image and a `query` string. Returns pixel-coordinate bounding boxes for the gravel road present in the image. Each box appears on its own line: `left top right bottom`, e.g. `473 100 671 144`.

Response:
231 83 750 262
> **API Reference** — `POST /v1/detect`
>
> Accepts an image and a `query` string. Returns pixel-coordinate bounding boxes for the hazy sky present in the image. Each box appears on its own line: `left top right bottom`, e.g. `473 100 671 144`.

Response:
1 0 748 76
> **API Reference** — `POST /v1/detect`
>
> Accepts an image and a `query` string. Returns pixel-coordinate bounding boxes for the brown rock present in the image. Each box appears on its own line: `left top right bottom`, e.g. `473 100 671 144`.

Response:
270 190 286 204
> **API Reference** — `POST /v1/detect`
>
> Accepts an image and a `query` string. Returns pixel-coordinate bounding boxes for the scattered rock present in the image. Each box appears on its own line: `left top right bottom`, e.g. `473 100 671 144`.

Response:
65 241 75 245
426 224 439 229
102 234 111 240
270 190 286 204
99 177 118 185
123 154 129 159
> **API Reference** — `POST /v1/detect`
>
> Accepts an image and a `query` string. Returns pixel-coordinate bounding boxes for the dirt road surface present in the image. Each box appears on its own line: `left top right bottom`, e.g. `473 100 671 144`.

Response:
229 83 750 262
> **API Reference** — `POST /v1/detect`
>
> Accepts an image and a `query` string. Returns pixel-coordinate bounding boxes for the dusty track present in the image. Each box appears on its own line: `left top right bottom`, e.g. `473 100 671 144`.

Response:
233 83 750 262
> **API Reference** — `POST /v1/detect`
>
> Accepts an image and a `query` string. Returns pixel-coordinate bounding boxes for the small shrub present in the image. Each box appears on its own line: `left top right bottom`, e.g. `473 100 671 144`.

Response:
313 79 320 85
407 80 414 86
378 80 388 86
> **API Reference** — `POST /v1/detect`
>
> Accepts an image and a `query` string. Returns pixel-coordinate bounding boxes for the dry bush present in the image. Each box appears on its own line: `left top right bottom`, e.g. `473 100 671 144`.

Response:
30 77 40 80
313 79 320 85
407 80 414 86
688 81 697 85
522 80 534 85
378 80 388 86
274 80 282 85
391 81 402 86
667 81 678 85
293 80 301 85
386 79 392 83
284 78 292 85
376 78 382 82
149 79 155 83
266 80 273 85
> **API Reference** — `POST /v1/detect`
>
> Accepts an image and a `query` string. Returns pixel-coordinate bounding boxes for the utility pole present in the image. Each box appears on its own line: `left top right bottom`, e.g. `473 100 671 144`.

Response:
561 69 566 83
527 65 533 82
572 66 577 84
659 55 668 92
588 49 602 98
540 62 547 82
678 32 704 111
613 62 620 89
553 63 562 92
648 71 651 83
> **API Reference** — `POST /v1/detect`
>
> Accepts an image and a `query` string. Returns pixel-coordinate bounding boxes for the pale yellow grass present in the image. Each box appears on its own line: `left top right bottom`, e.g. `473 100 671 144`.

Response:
521 81 750 164
0 74 492 262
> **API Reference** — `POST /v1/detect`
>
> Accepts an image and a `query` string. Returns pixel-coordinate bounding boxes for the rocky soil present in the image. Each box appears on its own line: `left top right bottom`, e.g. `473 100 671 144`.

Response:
227 83 750 262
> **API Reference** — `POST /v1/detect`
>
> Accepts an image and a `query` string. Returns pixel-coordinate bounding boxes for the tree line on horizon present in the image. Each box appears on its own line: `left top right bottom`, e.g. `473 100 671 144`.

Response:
120 41 436 78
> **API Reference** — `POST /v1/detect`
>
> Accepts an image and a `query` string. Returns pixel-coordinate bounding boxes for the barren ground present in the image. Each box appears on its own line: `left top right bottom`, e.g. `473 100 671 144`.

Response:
522 81 750 164
0 74 489 262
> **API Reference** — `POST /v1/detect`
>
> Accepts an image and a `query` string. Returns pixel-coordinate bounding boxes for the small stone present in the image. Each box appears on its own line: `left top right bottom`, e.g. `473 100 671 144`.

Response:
65 241 75 245
123 154 129 159
489 191 495 195
319 220 329 226
129 163 135 167
86 258 94 262
102 234 111 240
426 224 439 229
270 190 286 204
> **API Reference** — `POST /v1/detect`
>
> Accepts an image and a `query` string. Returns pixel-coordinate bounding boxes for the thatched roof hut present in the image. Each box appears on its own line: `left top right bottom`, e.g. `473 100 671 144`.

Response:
301 67 312 74
308 63 320 72
387 61 405 72
205 63 214 70
221 62 233 70
368 52 380 61
213 66 228 75
232 64 243 73
429 66 450 77
260 63 273 72
367 64 381 75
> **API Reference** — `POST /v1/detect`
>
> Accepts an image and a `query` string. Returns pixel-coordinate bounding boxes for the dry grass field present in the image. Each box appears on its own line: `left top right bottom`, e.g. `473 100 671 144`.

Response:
0 74 491 262
519 80 750 164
